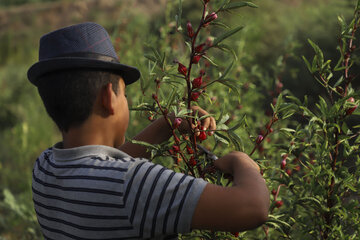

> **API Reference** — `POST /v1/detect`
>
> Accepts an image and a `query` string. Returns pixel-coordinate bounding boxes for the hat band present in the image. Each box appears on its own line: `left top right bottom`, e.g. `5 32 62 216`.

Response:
44 52 120 63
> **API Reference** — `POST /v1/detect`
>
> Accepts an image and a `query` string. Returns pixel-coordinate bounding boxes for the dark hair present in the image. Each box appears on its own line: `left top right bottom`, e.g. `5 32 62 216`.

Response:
37 69 121 132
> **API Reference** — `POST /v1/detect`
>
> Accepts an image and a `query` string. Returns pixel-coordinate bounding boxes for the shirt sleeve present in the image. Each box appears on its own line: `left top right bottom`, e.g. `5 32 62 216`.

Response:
124 159 208 239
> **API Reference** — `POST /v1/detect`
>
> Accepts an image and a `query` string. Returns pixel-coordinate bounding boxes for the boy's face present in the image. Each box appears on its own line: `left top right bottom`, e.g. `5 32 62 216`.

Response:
114 77 129 147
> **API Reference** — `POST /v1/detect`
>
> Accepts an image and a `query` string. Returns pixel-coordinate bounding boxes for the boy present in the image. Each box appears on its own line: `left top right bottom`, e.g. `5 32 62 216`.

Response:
28 22 269 239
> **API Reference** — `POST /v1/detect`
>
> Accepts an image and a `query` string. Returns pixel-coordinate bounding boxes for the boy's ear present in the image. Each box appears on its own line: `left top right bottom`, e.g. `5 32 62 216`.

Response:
101 83 115 115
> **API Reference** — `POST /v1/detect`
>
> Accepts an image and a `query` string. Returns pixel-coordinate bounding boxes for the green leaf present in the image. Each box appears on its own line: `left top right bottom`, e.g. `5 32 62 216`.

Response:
212 26 244 47
202 55 219 67
308 39 324 67
220 1 258 11
217 79 241 97
209 21 230 29
219 61 234 80
214 132 230 145
128 139 159 150
303 56 313 73
216 43 238 60
176 0 182 31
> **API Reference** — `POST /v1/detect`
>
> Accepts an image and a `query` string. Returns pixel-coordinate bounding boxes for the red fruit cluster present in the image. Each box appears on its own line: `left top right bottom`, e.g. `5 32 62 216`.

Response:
195 43 205 53
275 200 283 208
191 92 201 101
172 145 180 153
186 145 194 154
178 62 187 76
271 189 277 196
199 131 207 141
192 76 202 88
192 55 202 64
189 156 197 166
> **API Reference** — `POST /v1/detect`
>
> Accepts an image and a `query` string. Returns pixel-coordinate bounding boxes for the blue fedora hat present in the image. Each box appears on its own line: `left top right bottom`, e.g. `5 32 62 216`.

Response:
27 22 140 86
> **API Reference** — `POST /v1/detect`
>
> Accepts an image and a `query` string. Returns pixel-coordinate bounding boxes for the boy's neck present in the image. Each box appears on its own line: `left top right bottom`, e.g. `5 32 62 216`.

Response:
61 116 124 149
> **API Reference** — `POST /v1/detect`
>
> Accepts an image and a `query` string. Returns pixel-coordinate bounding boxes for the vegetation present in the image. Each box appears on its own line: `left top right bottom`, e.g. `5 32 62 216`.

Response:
0 0 359 239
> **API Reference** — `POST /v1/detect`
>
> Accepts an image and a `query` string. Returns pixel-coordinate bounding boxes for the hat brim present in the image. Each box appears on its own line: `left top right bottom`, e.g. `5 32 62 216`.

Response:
27 57 141 86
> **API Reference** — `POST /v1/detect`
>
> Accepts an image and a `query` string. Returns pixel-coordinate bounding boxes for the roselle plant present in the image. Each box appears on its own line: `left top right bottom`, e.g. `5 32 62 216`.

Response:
129 0 360 239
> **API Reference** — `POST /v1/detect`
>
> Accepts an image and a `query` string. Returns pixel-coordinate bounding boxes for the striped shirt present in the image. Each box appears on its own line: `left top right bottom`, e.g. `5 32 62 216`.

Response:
32 143 207 240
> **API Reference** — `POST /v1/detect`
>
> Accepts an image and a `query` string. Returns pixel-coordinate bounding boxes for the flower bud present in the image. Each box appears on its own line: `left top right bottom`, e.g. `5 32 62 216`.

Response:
205 12 218 23
346 97 358 115
191 92 201 101
275 200 283 208
192 76 202 88
173 118 182 129
178 62 187 76
187 21 194 38
286 169 292 176
281 159 286 170
203 0 210 4
271 189 277 196
256 135 264 144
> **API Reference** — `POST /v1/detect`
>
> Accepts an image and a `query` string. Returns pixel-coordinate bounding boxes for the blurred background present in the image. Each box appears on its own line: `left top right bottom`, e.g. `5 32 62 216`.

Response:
0 0 357 239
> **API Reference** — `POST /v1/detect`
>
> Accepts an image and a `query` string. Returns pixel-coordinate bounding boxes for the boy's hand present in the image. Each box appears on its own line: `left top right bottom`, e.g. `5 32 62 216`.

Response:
214 151 260 175
173 106 216 136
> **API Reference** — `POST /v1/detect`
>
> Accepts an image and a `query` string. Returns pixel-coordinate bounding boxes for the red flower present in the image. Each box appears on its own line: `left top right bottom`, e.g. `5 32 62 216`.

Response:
199 131 207 141
192 55 201 64
191 92 201 101
192 76 202 88
187 21 194 38
286 169 292 176
173 118 182 129
275 200 283 208
271 189 277 196
178 62 187 76
189 156 197 166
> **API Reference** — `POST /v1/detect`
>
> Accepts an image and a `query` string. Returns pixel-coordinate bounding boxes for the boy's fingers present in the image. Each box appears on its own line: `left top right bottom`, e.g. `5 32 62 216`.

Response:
201 117 211 131
209 117 216 135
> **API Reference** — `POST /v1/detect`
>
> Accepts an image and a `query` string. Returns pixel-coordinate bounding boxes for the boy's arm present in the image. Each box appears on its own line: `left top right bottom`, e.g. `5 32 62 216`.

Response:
119 106 216 158
119 116 172 158
191 152 269 232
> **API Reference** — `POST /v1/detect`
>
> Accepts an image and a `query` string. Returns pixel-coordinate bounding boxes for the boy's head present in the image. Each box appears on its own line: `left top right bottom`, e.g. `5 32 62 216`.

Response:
27 22 140 134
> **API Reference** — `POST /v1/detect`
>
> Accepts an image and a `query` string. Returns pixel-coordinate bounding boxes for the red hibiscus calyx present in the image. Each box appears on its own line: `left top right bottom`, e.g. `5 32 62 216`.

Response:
192 76 203 89
187 21 194 38
191 91 201 101
192 55 202 64
178 62 187 76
